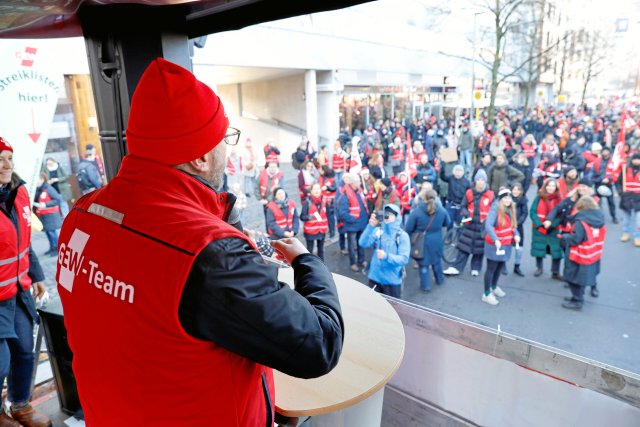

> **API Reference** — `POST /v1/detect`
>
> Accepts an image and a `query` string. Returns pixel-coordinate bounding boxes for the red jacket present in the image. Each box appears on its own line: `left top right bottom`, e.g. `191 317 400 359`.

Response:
0 185 32 301
35 188 61 216
57 156 274 427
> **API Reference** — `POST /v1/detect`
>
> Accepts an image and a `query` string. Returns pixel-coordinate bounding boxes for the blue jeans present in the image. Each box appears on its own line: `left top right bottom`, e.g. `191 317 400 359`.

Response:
622 210 640 239
460 150 473 176
44 229 58 252
445 202 461 228
419 262 444 291
0 299 35 404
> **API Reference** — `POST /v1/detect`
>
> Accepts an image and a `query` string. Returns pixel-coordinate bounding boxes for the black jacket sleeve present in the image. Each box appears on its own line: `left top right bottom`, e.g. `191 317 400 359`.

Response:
178 238 344 379
28 244 45 283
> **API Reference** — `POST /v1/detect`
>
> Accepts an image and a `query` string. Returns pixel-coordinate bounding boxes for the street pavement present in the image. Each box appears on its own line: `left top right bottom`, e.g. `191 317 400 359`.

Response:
33 162 640 375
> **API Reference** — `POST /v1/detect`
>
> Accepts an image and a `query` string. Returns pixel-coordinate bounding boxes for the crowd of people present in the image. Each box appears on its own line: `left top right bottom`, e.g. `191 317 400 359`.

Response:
226 100 639 310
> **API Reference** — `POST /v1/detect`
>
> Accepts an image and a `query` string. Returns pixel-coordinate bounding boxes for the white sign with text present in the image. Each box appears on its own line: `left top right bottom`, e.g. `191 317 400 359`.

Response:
0 42 63 200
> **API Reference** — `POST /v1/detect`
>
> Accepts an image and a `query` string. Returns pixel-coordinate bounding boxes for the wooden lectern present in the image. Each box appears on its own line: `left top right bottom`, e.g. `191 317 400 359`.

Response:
275 269 405 426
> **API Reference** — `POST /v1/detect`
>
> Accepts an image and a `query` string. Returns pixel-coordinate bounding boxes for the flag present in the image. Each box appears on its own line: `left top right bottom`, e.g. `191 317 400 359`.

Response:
606 111 630 182
349 140 362 175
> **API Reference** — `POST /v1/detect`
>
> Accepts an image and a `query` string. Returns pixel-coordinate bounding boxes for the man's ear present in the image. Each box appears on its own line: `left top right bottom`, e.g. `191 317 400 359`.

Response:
188 153 210 173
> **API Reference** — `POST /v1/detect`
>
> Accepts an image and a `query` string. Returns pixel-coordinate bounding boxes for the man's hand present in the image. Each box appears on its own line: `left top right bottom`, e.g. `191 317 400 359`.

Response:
377 249 386 260
369 213 379 227
31 281 46 300
271 238 309 264
543 220 552 229
514 235 521 245
284 231 294 238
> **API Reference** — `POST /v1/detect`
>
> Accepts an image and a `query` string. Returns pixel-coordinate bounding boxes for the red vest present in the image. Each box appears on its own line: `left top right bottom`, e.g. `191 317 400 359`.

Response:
0 185 32 301
535 195 560 223
624 166 640 194
56 156 274 427
569 221 606 265
557 178 578 199
485 212 514 246
266 199 296 236
391 147 404 162
332 152 346 170
303 198 328 235
259 170 282 200
466 189 494 222
343 185 366 219
35 188 61 216
318 176 336 202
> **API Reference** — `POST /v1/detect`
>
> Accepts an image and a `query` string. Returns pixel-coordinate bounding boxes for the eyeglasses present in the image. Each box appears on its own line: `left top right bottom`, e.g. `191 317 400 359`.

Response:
223 127 241 146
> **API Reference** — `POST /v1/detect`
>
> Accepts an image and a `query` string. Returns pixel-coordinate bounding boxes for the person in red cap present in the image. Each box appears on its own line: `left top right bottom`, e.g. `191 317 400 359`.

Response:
56 58 343 427
0 137 52 427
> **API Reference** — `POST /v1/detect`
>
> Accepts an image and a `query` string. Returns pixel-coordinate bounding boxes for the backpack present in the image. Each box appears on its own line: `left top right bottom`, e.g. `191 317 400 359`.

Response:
76 162 93 191
291 152 300 170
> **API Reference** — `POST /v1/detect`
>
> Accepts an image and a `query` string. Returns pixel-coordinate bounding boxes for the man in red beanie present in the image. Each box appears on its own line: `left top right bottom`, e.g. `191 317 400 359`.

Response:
56 58 343 427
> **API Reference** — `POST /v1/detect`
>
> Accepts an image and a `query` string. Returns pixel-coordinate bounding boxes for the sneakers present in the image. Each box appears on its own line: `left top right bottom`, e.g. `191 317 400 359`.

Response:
482 293 499 305
551 273 564 281
533 268 543 277
590 286 599 298
471 270 479 277
350 264 359 272
621 233 631 242
443 266 460 275
492 286 506 297
514 265 524 277
340 249 348 255
562 300 583 310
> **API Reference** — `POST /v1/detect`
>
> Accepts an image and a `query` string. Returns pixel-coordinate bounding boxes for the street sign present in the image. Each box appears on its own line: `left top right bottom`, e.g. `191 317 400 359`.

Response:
0 42 63 199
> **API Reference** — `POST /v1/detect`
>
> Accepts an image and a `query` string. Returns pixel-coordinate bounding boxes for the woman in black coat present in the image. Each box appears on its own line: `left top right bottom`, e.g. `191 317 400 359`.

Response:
405 189 451 292
511 182 528 276
443 169 494 277
558 196 606 310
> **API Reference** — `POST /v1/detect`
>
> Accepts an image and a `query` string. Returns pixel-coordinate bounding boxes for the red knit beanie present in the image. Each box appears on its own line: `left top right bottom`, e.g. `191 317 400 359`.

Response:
0 136 13 153
126 58 229 165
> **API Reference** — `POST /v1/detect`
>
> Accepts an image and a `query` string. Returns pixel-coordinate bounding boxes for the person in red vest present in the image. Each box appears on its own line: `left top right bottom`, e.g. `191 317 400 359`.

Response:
558 196 606 310
318 166 337 238
0 137 51 427
443 169 494 276
620 153 640 246
557 166 579 199
482 188 520 306
331 140 347 187
266 188 300 240
300 183 331 261
258 161 283 205
34 173 64 257
55 58 343 427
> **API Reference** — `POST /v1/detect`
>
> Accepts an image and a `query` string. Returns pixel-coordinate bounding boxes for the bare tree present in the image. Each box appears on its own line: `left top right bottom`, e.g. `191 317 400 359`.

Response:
474 0 558 123
580 29 610 104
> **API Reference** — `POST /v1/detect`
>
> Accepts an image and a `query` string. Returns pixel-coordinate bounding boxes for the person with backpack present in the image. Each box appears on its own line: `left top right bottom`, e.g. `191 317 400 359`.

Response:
358 204 410 298
404 189 451 292
77 150 104 195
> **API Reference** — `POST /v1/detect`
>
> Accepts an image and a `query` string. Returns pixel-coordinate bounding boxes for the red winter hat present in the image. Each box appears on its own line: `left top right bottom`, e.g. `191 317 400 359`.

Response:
0 136 13 153
126 58 229 165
